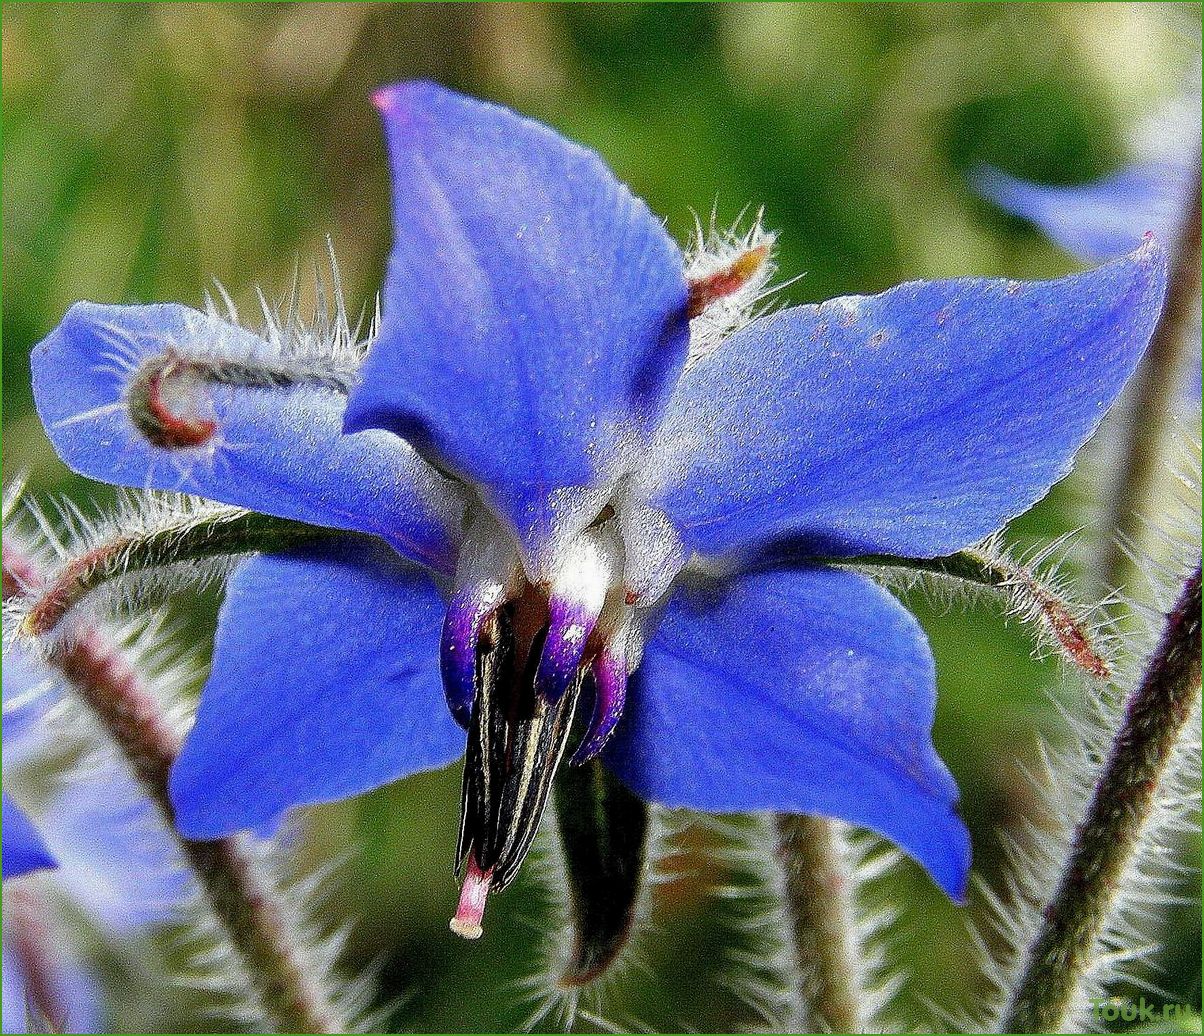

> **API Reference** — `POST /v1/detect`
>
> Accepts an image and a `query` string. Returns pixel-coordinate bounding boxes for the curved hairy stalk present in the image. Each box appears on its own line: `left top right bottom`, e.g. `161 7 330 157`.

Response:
836 538 1114 678
3 536 352 1034
8 496 347 641
999 562 1202 1034
773 814 865 1034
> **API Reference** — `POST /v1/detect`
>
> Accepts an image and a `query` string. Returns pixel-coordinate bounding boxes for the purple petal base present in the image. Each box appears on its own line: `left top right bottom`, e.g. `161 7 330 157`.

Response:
535 599 598 703
441 584 507 728
573 645 628 764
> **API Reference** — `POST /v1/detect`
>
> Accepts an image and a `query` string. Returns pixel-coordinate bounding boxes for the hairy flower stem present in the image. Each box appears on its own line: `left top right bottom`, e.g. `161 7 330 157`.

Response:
4 545 349 1034
836 546 1111 678
4 885 65 1032
1000 562 1202 1034
21 508 345 639
774 814 864 1034
1097 157 1202 597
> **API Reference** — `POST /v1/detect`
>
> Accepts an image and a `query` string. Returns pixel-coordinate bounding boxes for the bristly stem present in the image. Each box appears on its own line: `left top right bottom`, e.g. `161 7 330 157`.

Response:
21 507 345 639
4 543 350 1034
833 545 1112 678
1097 155 1201 597
774 814 865 1034
1000 562 1202 1034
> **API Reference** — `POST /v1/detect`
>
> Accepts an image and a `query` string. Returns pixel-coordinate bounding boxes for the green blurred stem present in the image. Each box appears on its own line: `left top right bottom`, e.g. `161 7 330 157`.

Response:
1097 156 1201 596
4 541 349 1034
21 507 346 638
774 814 864 1034
1000 562 1202 1034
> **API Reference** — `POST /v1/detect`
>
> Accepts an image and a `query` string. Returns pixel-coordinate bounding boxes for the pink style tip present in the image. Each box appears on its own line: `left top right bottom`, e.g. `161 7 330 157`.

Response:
371 85 402 113
449 856 493 940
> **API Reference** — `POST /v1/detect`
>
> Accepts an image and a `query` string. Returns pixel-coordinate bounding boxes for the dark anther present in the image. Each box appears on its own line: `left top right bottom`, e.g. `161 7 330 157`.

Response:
456 603 583 893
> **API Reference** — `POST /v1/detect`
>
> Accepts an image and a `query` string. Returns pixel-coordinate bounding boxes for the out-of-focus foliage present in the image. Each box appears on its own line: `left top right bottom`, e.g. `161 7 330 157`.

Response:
2 4 1199 1032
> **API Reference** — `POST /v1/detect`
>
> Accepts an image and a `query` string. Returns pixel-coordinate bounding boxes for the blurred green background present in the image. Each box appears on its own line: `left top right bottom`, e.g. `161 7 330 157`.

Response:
2 3 1200 1033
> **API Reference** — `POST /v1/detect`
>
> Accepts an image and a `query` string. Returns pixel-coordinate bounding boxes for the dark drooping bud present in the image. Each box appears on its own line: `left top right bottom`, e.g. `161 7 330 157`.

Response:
451 602 584 938
554 757 649 985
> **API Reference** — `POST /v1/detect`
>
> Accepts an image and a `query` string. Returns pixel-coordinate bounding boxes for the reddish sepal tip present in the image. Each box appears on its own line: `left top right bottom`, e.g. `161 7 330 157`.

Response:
686 244 770 318
144 370 218 449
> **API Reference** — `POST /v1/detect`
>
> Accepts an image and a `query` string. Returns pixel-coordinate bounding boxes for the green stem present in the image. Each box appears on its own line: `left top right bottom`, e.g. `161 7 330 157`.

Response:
774 814 864 1034
4 541 350 1034
1097 158 1202 596
1000 562 1202 1034
22 507 346 638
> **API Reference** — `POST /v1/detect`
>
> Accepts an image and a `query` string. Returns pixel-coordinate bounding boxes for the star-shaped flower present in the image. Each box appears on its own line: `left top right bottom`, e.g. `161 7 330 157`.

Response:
974 85 1200 264
975 159 1191 263
2 650 186 1033
32 82 1166 934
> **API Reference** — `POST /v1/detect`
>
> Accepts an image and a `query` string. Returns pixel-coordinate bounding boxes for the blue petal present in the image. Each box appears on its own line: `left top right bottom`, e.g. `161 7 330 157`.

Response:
3 943 105 1035
2 795 56 880
975 161 1187 262
32 302 463 573
645 244 1167 562
170 539 463 837
41 776 188 933
344 81 689 566
5 651 186 927
606 567 969 899
2 651 55 768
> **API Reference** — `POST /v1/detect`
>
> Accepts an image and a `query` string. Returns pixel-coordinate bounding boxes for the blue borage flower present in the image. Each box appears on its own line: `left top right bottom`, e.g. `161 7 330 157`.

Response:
3 653 57 881
975 160 1191 263
32 82 1167 935
2 651 186 1033
2 793 55 882
974 75 1200 265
